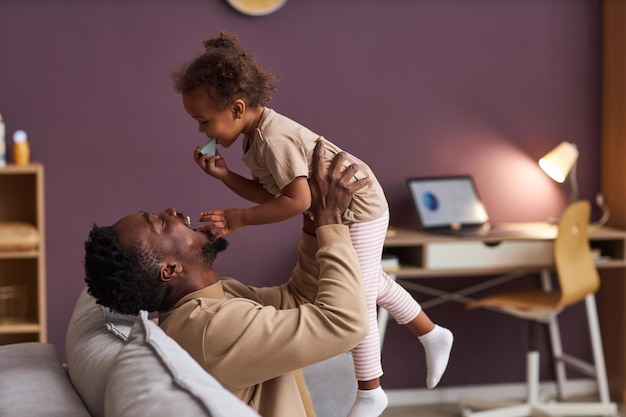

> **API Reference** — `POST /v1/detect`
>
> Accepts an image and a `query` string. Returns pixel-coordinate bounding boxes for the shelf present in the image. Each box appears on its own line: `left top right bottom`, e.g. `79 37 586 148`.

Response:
0 250 39 259
0 321 41 334
0 163 41 175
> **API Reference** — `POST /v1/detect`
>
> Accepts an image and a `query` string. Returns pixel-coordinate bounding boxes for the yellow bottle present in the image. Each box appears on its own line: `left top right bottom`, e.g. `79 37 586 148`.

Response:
12 130 30 165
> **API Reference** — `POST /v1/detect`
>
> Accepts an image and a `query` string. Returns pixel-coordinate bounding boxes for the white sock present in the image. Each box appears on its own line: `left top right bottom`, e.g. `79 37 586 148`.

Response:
418 325 453 389
347 386 389 417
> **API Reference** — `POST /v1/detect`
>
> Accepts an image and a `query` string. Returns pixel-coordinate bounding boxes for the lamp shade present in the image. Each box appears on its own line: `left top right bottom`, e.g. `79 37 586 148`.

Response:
538 142 579 183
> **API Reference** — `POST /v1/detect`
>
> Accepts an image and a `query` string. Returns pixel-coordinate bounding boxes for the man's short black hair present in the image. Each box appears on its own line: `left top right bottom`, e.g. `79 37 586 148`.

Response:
84 224 168 315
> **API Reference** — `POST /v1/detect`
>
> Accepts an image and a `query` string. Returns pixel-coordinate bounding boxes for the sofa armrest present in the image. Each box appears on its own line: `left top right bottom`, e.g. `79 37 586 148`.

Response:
0 342 91 417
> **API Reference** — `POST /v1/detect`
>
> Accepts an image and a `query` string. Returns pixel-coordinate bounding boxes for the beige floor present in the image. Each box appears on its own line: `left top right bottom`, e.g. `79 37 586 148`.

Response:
382 403 626 417
382 403 458 416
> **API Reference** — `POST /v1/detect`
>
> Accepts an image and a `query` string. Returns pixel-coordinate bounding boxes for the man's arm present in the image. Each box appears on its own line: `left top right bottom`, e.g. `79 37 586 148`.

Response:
205 138 371 388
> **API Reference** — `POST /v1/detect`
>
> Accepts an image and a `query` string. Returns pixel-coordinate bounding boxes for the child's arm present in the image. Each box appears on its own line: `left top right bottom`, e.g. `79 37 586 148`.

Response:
199 176 312 239
194 148 274 204
221 169 276 204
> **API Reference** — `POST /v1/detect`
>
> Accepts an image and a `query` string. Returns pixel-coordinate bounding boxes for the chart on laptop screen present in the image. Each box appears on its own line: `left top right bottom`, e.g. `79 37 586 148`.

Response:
407 176 489 229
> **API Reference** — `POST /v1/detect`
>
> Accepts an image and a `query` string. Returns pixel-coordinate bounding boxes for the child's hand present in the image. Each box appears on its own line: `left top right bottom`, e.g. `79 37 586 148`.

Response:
198 208 246 240
194 147 229 180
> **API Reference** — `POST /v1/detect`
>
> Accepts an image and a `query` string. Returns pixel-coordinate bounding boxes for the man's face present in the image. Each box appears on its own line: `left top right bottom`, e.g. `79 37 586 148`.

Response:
113 207 210 263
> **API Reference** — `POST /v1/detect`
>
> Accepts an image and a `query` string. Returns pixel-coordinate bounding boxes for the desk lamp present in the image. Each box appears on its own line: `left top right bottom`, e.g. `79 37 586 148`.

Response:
539 141 609 225
539 141 580 201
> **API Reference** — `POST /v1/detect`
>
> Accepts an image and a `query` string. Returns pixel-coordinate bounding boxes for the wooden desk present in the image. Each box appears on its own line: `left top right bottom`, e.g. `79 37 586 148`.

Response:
383 223 626 279
379 223 626 397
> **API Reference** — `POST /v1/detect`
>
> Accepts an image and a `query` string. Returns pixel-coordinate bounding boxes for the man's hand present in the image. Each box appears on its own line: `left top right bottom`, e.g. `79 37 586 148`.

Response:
308 137 370 229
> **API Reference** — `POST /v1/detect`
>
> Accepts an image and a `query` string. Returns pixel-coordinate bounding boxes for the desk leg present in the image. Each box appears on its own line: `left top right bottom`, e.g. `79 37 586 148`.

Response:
378 273 395 349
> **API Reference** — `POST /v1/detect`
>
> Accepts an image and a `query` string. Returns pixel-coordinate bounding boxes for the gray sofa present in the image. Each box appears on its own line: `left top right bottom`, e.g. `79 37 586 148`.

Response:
0 288 356 417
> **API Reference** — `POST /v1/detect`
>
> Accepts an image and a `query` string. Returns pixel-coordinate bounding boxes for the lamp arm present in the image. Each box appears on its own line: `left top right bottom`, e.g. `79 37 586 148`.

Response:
568 161 580 201
566 160 609 226
593 193 610 226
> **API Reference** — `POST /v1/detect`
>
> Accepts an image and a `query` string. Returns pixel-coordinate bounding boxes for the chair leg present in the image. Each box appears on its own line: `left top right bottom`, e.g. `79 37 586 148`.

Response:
585 294 611 404
526 350 540 406
459 316 618 417
459 323 540 417
546 312 569 399
541 271 612 405
525 321 537 406
541 270 569 400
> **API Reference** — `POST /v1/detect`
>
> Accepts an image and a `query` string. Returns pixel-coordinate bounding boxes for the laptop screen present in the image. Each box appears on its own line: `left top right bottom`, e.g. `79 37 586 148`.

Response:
406 176 489 230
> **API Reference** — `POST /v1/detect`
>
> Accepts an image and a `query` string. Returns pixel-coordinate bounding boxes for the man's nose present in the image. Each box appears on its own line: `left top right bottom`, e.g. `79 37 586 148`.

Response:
164 207 178 217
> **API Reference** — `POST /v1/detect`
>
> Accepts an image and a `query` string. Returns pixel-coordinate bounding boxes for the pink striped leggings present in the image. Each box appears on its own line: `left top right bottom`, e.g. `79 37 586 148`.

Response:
348 211 422 381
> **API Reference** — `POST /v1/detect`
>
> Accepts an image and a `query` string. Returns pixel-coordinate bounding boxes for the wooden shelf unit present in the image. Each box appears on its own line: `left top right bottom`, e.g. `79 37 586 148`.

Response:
0 163 46 344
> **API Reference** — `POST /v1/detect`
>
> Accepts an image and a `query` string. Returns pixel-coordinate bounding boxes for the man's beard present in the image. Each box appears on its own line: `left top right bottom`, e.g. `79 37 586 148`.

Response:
201 237 229 266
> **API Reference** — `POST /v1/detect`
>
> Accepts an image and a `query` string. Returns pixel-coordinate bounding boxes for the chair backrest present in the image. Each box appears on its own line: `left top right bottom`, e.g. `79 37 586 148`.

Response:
554 200 599 308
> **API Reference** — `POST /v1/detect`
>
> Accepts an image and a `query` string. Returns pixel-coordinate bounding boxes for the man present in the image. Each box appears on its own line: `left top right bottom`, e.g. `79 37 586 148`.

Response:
84 140 370 417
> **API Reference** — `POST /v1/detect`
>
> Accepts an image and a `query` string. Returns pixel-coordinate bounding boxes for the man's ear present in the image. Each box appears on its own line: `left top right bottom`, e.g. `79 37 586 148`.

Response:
160 261 183 282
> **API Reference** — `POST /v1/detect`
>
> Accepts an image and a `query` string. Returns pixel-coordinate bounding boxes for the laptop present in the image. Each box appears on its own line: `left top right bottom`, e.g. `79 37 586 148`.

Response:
406 175 521 237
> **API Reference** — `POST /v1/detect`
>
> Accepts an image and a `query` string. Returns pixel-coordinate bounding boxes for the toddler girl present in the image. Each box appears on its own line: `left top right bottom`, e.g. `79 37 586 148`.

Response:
172 31 453 417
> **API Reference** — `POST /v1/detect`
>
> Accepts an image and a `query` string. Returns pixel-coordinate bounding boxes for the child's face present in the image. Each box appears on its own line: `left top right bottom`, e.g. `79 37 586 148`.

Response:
182 90 241 148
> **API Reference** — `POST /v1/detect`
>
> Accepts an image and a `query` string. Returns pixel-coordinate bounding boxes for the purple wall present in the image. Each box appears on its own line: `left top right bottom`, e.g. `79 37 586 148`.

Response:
0 1 601 389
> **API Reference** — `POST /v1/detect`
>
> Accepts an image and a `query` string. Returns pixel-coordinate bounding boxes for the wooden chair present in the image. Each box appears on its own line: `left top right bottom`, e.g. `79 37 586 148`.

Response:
459 200 617 417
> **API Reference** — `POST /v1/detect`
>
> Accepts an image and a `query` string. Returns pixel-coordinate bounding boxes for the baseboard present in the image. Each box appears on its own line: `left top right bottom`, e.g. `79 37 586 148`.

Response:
386 378 599 406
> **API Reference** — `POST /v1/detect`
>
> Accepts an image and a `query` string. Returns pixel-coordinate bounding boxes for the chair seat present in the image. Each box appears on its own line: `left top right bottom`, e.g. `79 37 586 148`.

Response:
469 288 561 311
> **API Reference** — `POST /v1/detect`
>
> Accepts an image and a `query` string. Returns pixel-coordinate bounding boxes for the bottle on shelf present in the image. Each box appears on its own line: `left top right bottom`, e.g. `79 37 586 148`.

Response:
12 130 30 165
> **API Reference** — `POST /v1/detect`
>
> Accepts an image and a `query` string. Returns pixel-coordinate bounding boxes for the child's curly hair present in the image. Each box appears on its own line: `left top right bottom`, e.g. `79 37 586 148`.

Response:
172 31 277 110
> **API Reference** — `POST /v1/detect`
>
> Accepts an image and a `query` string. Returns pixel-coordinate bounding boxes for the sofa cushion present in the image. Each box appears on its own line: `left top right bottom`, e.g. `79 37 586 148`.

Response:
0 342 91 417
105 311 260 417
65 287 137 417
